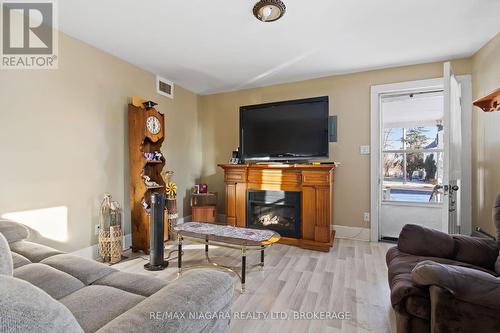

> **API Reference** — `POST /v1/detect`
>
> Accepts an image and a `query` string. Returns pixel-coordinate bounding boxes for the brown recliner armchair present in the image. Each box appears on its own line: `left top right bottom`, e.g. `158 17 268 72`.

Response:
386 195 500 333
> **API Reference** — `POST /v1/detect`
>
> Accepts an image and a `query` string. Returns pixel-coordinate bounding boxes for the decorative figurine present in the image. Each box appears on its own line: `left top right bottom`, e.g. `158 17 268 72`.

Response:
143 100 158 110
141 199 151 214
192 185 200 194
166 182 177 198
143 175 160 188
153 151 163 161
198 184 208 194
230 148 240 164
161 170 173 183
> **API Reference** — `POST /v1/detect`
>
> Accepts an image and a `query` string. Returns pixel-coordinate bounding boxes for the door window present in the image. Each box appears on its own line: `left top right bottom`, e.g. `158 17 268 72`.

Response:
381 92 444 203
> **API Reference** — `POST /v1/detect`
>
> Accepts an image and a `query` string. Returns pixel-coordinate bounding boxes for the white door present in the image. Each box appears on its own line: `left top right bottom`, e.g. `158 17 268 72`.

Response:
378 88 445 240
442 62 462 234
371 75 472 241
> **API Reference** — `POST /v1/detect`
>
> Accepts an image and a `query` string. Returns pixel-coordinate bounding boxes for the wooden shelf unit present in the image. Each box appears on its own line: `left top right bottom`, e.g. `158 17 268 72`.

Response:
473 88 500 112
218 163 336 252
128 104 168 254
191 192 217 223
146 185 165 190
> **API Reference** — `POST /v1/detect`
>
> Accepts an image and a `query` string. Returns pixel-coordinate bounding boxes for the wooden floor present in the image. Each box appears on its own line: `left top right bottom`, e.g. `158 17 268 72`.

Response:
115 239 396 333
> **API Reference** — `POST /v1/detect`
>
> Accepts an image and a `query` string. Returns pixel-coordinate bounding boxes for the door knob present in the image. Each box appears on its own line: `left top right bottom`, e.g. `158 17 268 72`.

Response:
451 185 459 191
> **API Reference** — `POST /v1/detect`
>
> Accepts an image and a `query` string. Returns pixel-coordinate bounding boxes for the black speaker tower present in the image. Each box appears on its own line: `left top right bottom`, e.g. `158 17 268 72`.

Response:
144 192 169 271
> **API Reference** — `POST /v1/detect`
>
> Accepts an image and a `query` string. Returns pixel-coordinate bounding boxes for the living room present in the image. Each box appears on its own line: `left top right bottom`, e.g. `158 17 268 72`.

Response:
0 1 499 332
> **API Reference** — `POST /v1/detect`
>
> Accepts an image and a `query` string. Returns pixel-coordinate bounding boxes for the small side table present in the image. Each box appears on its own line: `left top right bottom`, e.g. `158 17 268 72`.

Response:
191 192 217 223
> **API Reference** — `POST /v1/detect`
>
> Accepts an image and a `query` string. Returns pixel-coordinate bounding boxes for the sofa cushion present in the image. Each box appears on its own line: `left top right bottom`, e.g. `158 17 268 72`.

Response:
198 305 232 333
453 235 499 270
96 269 234 333
0 274 83 333
397 224 455 259
0 233 13 276
11 251 31 269
41 254 117 285
10 240 63 262
14 263 85 300
93 271 167 297
0 219 29 243
60 285 145 333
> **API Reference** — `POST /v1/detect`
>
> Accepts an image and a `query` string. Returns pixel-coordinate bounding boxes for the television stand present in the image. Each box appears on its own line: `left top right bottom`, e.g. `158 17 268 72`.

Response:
218 163 336 252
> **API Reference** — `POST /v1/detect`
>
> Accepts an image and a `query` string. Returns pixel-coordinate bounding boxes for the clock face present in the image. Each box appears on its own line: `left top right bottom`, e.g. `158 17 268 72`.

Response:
146 116 161 135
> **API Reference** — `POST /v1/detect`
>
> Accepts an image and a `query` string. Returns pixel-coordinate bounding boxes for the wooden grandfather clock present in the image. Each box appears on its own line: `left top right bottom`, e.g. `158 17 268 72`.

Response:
128 100 167 254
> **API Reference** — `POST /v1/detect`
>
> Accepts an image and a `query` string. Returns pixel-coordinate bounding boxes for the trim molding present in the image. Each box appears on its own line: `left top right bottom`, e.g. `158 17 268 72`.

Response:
332 225 370 241
70 217 371 258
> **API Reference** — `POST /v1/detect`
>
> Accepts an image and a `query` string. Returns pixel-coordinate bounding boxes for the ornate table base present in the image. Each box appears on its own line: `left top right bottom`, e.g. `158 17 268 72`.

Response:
177 235 269 292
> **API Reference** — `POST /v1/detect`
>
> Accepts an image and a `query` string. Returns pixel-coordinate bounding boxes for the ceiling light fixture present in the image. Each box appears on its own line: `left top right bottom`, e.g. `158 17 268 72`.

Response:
253 0 286 22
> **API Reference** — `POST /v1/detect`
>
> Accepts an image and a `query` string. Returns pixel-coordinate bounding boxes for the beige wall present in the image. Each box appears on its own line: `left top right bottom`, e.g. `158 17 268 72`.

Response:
0 32 201 252
199 59 472 230
471 33 500 237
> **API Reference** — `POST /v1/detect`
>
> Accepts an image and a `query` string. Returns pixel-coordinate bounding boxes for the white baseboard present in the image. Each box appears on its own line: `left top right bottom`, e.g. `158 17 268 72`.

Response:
124 233 131 249
71 215 196 260
71 234 132 260
332 225 370 241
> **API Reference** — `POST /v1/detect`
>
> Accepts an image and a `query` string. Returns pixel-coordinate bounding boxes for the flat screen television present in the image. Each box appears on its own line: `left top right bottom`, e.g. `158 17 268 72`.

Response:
240 96 329 162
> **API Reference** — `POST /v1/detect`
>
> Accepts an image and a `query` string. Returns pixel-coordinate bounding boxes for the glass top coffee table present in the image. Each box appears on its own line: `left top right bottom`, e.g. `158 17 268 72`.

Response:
174 222 281 292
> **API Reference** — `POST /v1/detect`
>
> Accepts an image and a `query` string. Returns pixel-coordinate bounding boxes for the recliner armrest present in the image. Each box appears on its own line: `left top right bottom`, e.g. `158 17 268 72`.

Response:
412 260 500 310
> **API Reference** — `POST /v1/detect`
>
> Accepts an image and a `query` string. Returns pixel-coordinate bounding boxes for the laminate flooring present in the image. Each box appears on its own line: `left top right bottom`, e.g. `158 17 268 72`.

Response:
114 239 396 333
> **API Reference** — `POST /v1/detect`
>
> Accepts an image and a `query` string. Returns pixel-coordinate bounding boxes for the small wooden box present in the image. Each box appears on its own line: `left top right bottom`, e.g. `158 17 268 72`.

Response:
192 206 216 223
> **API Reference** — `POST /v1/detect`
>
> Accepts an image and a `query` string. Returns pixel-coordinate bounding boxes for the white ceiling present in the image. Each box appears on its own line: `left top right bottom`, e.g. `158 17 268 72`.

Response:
59 0 500 95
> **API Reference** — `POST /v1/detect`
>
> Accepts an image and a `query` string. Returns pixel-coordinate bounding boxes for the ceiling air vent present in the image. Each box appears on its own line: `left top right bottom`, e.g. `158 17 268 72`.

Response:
156 75 174 99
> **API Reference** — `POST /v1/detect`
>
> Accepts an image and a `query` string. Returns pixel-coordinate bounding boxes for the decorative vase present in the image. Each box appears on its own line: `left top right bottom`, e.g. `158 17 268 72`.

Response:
98 194 123 264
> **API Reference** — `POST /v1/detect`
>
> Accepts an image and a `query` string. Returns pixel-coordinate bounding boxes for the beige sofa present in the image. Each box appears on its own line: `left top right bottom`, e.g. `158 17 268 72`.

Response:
0 220 234 333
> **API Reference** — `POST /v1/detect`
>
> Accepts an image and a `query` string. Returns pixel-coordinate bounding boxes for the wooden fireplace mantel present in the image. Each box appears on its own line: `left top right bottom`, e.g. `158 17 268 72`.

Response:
218 163 336 252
